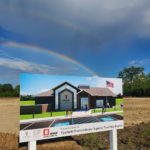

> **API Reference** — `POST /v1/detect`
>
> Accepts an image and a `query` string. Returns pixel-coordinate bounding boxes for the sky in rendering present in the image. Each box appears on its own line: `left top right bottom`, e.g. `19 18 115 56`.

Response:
0 0 150 85
20 73 122 95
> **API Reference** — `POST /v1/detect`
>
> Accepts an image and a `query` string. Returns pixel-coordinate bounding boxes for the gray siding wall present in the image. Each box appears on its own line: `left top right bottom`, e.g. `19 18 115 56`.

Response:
20 104 53 114
77 92 116 109
20 105 42 114
35 96 55 110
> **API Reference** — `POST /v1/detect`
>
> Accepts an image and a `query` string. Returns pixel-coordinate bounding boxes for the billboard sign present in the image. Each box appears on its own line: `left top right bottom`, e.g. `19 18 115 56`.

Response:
20 73 124 143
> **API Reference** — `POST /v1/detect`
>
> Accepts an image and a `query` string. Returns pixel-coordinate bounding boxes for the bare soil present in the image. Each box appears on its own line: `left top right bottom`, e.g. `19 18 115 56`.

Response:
0 97 150 150
0 98 19 150
124 98 150 126
0 98 19 134
74 122 150 150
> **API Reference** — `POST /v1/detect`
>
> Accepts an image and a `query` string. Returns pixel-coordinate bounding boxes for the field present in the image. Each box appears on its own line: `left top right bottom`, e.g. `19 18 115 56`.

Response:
0 97 150 150
0 98 19 150
0 98 19 133
124 97 150 126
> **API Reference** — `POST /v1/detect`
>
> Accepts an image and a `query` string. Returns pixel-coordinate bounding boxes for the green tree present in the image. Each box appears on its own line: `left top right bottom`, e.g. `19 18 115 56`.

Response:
0 84 13 97
118 66 144 83
13 85 20 97
0 84 20 97
118 66 150 97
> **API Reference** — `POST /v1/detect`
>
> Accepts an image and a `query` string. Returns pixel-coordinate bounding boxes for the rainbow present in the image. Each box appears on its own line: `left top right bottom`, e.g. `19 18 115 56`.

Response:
0 3 100 76
1 41 98 76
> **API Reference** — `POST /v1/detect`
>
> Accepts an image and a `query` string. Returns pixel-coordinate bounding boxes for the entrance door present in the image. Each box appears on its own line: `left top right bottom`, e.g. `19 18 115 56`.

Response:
59 90 73 110
80 97 89 110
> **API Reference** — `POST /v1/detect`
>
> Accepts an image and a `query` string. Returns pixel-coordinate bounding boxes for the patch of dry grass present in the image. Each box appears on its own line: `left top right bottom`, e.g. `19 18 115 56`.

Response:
124 98 150 126
0 98 19 134
0 132 18 150
19 138 83 150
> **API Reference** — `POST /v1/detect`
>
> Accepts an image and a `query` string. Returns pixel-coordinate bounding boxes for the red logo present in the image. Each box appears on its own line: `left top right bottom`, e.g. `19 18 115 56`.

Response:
43 129 50 136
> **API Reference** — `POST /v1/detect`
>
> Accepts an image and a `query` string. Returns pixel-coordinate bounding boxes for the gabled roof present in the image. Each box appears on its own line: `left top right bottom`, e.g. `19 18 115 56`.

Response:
36 90 53 97
52 81 80 91
35 82 116 97
77 90 91 95
35 82 80 97
79 87 116 97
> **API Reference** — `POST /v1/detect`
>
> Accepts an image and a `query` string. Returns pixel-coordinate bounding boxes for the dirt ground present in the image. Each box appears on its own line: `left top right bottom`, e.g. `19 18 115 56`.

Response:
124 97 150 126
0 97 150 150
0 98 19 134
0 98 19 150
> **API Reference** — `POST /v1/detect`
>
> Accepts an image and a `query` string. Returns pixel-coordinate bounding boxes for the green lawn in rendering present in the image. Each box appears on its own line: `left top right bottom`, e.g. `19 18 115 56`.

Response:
92 107 122 113
20 111 67 120
91 98 123 114
116 98 123 106
20 98 124 120
20 100 35 106
20 98 123 106
20 107 123 120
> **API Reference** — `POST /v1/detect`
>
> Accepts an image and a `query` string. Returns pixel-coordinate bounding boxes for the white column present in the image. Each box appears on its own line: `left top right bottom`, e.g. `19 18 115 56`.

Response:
28 141 36 150
74 92 77 109
109 129 117 150
55 91 58 109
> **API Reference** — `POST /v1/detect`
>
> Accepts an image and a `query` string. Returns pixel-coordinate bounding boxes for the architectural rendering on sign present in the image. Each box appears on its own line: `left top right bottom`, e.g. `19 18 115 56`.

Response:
20 74 123 118
35 82 116 111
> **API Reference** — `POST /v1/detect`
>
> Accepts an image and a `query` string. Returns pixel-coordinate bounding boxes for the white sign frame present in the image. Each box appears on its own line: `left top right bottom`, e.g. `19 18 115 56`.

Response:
20 120 123 150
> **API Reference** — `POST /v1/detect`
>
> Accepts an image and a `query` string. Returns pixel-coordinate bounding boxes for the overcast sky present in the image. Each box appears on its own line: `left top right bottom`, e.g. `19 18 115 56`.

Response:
0 0 150 85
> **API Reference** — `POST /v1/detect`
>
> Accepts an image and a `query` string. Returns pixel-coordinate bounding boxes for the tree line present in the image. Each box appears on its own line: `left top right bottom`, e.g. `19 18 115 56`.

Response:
0 84 19 97
0 66 150 97
118 66 150 97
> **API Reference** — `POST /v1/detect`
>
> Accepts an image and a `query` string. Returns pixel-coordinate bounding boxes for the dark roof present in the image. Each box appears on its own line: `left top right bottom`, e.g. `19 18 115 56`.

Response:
36 90 53 97
52 81 79 91
78 85 90 89
79 87 116 97
77 90 91 95
35 82 116 97
36 82 79 97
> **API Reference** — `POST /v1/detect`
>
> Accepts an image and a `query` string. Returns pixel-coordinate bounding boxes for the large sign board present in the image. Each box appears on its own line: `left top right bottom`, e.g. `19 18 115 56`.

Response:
20 120 123 143
20 73 124 143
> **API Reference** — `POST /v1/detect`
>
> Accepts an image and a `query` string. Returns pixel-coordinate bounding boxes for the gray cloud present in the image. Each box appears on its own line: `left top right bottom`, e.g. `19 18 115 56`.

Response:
0 56 82 74
0 56 82 84
0 0 150 84
0 57 55 73
1 0 150 53
129 59 150 66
